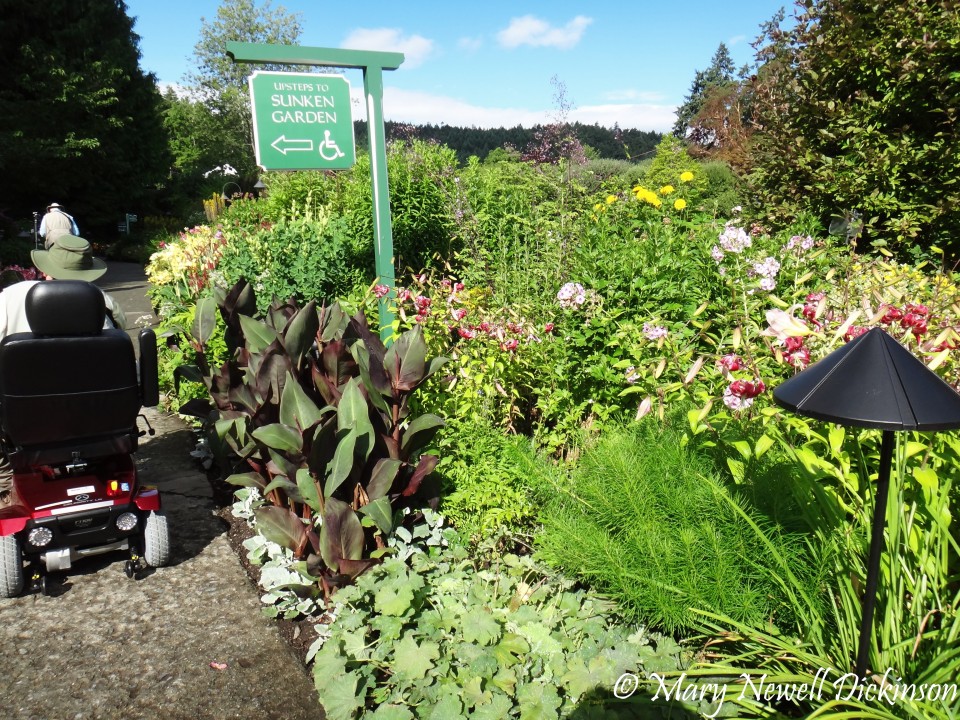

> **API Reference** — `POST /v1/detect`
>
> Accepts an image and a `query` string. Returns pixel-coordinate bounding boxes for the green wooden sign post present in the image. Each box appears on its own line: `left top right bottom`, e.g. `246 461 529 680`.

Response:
227 41 404 341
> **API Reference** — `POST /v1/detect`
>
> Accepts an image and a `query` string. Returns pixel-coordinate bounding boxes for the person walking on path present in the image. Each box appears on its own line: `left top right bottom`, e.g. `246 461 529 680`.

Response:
38 202 79 249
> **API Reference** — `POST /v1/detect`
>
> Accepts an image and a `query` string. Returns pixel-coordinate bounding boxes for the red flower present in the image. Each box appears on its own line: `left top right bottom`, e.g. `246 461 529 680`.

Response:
879 305 903 324
717 353 743 372
784 336 805 353
905 303 930 317
729 379 765 398
544 322 555 333
788 347 811 368
458 327 476 339
501 339 519 352
844 325 869 342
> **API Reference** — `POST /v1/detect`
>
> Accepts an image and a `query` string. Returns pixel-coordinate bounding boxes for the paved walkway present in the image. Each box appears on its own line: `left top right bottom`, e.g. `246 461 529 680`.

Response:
0 263 320 720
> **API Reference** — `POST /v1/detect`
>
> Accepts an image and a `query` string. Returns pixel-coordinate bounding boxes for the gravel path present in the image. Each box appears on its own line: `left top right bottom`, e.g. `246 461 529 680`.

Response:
0 264 321 720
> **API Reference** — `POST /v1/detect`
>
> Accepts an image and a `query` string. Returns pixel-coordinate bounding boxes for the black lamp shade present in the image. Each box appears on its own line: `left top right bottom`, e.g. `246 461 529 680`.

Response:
773 327 960 431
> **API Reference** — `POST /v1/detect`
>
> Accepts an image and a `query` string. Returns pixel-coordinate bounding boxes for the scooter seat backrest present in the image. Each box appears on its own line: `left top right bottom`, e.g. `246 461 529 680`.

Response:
0 280 140 454
26 279 106 335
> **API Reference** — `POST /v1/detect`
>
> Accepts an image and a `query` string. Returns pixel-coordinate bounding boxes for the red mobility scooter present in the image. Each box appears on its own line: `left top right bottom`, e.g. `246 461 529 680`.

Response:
0 280 170 596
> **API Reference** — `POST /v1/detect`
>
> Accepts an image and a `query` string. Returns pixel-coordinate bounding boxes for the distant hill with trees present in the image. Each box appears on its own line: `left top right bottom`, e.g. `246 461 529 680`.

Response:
355 121 663 164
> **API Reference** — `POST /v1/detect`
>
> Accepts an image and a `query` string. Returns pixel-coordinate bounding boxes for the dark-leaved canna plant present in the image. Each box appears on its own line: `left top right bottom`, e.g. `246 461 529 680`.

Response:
175 279 447 599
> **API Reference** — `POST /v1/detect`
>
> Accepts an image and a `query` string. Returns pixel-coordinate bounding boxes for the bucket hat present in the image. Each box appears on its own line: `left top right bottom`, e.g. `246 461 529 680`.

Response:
31 235 107 281
47 202 62 210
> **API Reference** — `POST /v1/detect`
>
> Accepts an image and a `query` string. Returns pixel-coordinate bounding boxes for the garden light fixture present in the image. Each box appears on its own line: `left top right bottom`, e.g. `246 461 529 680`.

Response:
773 326 960 678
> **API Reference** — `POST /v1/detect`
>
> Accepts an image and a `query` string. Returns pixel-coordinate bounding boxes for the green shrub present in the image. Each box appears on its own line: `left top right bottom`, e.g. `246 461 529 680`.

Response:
215 212 365 312
339 140 460 272
536 419 825 635
698 160 742 215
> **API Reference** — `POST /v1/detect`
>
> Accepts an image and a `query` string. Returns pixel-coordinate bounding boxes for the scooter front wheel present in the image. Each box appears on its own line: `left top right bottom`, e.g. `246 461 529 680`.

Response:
142 511 171 568
0 535 24 598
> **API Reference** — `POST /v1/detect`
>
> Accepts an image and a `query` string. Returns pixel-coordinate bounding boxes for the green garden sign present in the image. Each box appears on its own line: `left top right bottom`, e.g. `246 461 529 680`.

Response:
249 71 355 171
227 42 404 341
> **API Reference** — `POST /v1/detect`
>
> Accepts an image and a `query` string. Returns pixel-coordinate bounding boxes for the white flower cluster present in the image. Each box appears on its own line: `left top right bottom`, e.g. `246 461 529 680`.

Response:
557 282 586 308
750 256 781 291
717 223 752 254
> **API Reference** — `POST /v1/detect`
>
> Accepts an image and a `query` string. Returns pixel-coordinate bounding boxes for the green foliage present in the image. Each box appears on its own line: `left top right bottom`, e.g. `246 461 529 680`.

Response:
747 0 960 254
454 156 571 308
0 0 169 229
433 418 542 543
215 212 365 313
341 140 461 271
179 0 304 179
642 136 705 198
311 538 682 720
698 161 742 215
536 419 824 635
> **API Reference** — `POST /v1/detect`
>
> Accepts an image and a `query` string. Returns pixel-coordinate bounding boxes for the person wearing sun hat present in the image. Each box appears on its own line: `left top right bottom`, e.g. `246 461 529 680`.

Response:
0 235 124 508
39 202 79 249
0 235 125 338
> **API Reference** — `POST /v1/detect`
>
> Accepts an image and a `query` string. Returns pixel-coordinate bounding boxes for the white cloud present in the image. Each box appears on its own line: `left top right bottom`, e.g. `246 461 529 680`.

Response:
570 104 677 133
350 86 675 132
458 36 483 52
341 28 435 69
728 34 747 47
496 15 593 50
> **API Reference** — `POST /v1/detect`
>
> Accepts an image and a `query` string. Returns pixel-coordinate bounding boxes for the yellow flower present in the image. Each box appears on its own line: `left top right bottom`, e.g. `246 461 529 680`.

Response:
632 186 662 208
674 198 687 211
659 185 674 195
605 194 617 204
680 171 694 183
593 202 604 211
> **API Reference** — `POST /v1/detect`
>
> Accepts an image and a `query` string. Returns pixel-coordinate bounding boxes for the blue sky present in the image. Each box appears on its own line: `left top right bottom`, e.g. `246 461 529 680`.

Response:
126 1 790 132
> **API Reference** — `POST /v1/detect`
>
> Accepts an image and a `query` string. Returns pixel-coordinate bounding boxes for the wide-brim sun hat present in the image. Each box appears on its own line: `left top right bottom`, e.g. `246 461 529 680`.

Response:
47 202 62 209
31 235 107 281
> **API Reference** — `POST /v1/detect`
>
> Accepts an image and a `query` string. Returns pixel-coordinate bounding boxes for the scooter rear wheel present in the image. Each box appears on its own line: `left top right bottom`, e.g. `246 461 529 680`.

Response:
142 511 171 568
0 535 24 598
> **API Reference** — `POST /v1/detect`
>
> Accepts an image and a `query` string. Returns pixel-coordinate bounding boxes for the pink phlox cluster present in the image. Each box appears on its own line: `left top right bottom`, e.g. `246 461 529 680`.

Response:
643 323 668 341
749 256 781 291
718 223 752 254
557 282 586 309
783 234 815 254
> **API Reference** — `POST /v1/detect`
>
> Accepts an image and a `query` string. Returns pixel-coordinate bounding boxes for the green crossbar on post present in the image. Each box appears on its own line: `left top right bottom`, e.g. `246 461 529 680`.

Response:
226 41 403 342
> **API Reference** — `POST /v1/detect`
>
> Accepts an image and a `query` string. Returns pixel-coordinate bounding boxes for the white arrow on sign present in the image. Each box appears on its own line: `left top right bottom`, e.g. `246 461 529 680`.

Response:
271 136 314 155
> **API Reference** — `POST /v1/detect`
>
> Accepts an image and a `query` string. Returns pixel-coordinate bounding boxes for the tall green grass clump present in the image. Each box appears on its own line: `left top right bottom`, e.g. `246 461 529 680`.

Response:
537 419 825 635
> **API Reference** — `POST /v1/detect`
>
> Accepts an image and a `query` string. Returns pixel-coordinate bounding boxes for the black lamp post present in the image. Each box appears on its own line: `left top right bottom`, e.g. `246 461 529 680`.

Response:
773 326 960 678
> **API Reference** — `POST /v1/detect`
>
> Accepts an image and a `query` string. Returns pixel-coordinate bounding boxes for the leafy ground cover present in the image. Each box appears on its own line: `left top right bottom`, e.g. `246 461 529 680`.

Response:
142 135 960 719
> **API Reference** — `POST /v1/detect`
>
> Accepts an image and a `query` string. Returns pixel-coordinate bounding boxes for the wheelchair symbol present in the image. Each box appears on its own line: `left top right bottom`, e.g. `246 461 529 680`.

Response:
319 131 345 161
